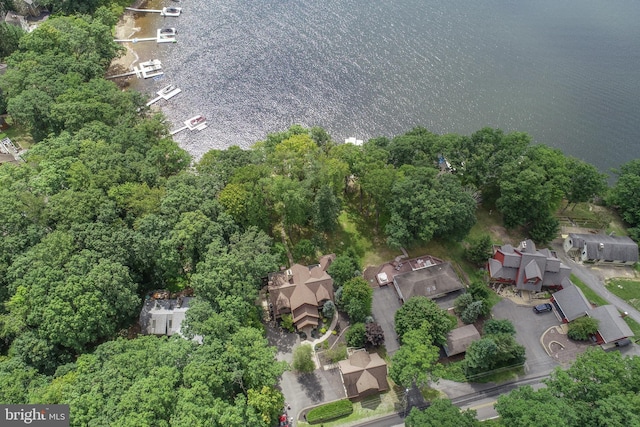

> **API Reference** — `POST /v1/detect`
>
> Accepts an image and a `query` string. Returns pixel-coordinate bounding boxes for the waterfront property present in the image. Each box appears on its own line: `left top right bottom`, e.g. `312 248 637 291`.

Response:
488 240 571 292
268 254 336 333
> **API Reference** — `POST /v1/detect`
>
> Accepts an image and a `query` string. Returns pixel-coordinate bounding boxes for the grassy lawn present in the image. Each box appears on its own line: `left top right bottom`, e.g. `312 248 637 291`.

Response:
605 279 640 336
606 279 640 311
557 201 627 237
330 210 399 268
624 316 640 338
465 364 525 384
570 274 608 306
0 119 34 150
296 388 401 427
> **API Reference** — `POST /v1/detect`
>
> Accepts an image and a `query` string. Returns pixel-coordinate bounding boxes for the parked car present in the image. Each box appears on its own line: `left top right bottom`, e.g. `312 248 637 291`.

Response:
615 338 632 347
533 303 553 313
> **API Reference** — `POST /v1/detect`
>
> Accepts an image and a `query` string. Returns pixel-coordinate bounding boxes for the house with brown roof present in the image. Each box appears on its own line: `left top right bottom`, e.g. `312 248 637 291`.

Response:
268 254 335 332
392 261 464 303
338 350 389 399
488 239 571 292
563 233 638 266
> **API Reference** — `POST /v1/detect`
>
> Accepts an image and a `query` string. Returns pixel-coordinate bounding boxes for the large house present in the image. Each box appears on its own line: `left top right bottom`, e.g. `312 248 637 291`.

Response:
268 254 335 332
338 350 389 399
488 240 571 292
392 261 465 303
563 233 638 266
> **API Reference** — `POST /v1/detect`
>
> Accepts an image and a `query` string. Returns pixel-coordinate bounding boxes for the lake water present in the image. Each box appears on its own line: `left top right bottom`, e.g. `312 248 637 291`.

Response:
131 0 640 174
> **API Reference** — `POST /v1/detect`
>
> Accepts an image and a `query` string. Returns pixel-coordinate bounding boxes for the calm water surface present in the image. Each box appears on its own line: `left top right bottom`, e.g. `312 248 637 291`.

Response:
131 0 640 174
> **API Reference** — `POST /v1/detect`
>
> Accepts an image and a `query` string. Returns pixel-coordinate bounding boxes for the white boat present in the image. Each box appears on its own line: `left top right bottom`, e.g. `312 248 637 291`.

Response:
159 28 177 36
161 7 182 17
160 84 176 95
189 116 205 126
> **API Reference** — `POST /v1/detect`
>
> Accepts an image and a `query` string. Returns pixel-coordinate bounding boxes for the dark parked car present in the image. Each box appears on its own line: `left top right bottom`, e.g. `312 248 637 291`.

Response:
615 338 632 347
533 303 553 313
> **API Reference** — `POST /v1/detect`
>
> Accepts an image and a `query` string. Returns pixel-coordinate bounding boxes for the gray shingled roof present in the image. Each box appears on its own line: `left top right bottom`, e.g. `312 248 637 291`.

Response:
552 284 591 321
589 305 634 343
570 233 638 263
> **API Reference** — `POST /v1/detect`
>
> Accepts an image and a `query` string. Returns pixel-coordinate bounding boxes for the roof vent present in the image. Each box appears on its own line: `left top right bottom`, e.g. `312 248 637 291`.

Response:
521 241 527 248
599 243 604 251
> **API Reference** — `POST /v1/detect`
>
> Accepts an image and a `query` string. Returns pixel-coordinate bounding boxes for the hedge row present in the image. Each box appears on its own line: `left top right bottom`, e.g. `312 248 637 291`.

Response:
306 399 353 424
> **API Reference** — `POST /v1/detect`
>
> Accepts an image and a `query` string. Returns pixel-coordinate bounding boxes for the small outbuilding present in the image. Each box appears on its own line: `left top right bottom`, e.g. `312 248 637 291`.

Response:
443 324 481 357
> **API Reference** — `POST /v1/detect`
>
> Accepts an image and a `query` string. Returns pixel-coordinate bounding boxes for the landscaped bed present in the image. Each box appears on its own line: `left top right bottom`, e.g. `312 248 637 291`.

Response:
306 399 353 424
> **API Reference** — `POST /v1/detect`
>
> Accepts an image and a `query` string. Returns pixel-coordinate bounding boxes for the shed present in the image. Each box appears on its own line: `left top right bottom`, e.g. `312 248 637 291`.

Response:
443 324 481 357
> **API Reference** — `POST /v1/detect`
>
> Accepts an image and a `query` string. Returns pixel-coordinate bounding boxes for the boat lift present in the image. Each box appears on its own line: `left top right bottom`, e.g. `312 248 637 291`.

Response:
106 59 164 80
125 7 182 17
170 115 208 135
146 84 182 106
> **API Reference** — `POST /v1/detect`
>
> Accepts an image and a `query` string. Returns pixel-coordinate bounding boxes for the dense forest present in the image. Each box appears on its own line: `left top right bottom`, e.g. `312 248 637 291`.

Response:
2 3 640 427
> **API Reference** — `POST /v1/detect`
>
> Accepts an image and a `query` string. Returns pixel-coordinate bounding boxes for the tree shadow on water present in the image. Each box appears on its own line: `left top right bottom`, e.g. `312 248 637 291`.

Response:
297 372 324 403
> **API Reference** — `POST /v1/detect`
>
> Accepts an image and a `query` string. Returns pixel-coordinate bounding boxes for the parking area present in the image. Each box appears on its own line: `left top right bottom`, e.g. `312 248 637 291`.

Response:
371 286 402 355
266 323 346 426
491 298 561 375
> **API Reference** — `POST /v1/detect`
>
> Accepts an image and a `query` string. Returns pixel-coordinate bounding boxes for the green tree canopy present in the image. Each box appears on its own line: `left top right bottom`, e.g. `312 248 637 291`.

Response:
340 277 373 323
394 296 456 345
406 398 480 427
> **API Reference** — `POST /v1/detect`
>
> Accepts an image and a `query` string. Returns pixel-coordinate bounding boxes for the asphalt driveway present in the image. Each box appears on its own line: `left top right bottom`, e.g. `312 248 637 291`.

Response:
371 286 402 355
266 324 346 426
491 298 560 375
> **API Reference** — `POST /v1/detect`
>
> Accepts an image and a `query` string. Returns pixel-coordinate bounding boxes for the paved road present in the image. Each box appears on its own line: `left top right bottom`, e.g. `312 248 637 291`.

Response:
353 375 551 426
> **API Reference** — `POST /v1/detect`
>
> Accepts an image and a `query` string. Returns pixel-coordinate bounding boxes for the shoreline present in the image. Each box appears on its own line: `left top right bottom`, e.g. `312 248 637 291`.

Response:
108 0 150 78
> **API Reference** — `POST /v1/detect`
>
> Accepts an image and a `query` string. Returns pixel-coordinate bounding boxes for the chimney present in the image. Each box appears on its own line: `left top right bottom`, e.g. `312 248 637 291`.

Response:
599 243 604 251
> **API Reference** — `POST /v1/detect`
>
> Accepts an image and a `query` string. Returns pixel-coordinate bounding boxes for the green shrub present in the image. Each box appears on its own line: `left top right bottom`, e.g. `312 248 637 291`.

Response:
325 344 348 363
345 323 366 348
306 399 353 424
320 327 327 334
281 314 295 332
568 317 599 341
